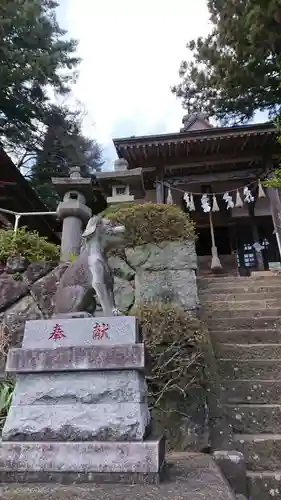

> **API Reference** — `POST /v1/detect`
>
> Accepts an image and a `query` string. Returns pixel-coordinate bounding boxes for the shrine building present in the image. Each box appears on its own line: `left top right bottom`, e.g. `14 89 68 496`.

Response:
96 114 281 275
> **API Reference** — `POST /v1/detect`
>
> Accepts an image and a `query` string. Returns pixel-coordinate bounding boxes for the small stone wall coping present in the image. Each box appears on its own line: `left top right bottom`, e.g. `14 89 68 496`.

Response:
0 437 165 475
6 344 146 374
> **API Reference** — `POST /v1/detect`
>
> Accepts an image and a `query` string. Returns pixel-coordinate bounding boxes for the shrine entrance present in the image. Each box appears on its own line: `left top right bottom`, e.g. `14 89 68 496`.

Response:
236 216 280 271
194 215 280 275
196 226 232 256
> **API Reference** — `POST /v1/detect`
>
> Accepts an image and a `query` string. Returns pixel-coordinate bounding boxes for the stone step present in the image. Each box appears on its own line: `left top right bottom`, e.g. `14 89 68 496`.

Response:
203 309 281 320
210 329 281 344
218 360 281 380
215 344 281 360
198 284 281 293
198 275 281 285
201 299 281 311
225 403 281 433
199 291 281 300
207 317 281 331
234 433 281 471
247 470 281 500
221 380 281 404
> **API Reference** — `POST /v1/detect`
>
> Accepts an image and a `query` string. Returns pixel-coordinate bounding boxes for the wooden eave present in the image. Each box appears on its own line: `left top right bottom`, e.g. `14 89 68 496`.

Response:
0 148 61 242
113 122 280 170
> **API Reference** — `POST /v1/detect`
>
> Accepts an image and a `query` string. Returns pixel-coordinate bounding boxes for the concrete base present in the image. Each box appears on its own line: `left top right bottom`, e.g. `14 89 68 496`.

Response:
0 437 165 485
0 453 238 499
0 469 166 486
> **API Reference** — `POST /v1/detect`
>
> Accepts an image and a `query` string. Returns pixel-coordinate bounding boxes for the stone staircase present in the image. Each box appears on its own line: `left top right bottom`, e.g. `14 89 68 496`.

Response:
198 274 281 500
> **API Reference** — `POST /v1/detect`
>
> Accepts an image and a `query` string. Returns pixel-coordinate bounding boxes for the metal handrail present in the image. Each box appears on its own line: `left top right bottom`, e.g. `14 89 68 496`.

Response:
0 208 57 233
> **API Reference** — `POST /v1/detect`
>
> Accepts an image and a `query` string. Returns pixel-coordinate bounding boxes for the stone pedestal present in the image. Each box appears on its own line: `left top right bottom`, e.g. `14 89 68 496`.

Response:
0 316 165 484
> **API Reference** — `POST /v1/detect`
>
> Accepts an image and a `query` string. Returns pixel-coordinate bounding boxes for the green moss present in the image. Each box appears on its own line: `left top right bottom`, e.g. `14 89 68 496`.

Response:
0 227 59 263
0 380 14 431
102 202 196 248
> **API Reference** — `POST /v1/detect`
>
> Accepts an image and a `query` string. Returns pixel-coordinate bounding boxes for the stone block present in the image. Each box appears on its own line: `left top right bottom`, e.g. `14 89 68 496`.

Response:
2 401 151 441
210 328 281 344
6 344 146 373
30 263 69 317
6 256 29 273
10 371 148 406
221 380 281 404
218 359 281 380
215 343 281 360
3 295 43 348
113 277 135 313
247 471 281 500
108 255 135 280
213 450 248 497
135 269 198 311
22 261 57 285
0 438 165 474
205 308 281 320
225 403 281 433
140 241 197 271
207 316 281 331
125 245 151 268
23 316 139 349
234 434 281 471
0 274 28 312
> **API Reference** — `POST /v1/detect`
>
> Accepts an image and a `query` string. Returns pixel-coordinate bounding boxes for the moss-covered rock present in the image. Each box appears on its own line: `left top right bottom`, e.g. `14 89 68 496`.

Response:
102 203 196 248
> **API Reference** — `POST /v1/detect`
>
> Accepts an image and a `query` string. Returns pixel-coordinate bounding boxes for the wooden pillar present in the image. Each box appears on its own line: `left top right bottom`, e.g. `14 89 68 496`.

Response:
156 171 164 204
248 204 264 270
265 186 281 260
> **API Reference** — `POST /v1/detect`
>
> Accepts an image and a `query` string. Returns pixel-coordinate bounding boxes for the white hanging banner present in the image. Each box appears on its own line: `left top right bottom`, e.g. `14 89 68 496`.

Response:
201 194 211 213
189 194 195 211
183 192 190 209
235 189 244 208
222 192 234 209
166 187 173 204
243 186 254 203
163 180 260 212
258 179 266 198
212 194 220 212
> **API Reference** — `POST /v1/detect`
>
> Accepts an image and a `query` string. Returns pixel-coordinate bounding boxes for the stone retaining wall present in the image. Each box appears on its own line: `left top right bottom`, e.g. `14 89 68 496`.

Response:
107 240 199 314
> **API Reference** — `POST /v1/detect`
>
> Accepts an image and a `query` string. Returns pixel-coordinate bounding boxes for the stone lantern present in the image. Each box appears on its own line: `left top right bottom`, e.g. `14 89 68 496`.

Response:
52 166 93 262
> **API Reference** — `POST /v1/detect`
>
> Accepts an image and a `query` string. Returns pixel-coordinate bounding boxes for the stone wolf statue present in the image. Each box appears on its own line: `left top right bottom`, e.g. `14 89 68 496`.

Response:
53 215 125 317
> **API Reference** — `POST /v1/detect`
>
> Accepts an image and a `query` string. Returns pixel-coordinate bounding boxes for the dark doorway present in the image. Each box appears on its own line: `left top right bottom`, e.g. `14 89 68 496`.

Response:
196 226 231 256
235 216 279 270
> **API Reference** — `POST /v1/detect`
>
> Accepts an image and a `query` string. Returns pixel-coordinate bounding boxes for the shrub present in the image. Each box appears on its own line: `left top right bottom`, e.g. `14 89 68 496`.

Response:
131 303 204 408
0 227 59 263
0 323 14 432
101 202 196 248
0 381 14 431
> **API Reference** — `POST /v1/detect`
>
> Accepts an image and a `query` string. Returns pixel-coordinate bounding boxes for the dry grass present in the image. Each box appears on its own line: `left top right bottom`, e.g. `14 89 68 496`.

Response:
131 303 205 409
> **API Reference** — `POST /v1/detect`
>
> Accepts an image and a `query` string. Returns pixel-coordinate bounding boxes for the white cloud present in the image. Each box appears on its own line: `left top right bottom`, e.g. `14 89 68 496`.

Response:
62 0 211 167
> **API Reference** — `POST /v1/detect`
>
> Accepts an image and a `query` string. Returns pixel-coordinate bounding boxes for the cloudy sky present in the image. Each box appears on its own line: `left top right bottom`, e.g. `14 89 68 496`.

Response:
57 0 212 169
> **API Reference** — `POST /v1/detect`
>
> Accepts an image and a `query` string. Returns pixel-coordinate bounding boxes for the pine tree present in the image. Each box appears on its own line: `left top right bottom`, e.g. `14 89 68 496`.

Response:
171 0 281 124
0 0 80 151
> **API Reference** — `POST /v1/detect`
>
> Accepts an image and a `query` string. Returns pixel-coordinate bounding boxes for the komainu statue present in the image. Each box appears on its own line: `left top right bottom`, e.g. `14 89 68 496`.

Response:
53 215 125 317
